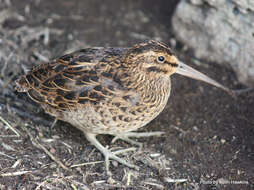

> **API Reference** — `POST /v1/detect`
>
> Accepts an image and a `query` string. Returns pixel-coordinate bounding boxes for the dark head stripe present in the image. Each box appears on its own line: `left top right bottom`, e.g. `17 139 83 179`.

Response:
165 61 178 67
131 40 174 56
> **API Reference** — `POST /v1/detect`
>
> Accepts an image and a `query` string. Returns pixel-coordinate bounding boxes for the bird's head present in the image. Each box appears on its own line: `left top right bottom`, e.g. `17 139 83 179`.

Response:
124 40 178 76
124 40 231 93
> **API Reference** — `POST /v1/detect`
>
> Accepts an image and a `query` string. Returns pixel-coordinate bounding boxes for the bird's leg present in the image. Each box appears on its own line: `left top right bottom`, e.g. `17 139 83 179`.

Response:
112 131 165 148
84 133 137 173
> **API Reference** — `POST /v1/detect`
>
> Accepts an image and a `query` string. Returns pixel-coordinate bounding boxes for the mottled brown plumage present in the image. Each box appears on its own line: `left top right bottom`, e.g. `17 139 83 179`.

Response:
16 40 231 172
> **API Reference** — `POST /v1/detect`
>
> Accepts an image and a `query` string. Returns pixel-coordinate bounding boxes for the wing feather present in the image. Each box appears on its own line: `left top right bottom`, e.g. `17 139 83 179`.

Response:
16 47 134 111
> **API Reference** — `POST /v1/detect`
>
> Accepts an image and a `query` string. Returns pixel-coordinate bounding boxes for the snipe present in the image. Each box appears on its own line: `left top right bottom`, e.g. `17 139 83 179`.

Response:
16 40 232 172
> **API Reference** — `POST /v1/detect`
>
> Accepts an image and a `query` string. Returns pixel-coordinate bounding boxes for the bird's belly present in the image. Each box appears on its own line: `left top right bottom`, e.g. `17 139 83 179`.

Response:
61 89 171 135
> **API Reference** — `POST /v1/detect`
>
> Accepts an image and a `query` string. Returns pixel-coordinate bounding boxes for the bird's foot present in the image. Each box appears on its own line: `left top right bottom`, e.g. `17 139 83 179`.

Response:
85 133 138 174
112 131 165 148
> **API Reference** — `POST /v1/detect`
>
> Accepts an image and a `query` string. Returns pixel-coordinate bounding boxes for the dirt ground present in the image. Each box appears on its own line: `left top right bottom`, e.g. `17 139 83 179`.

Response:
0 0 253 189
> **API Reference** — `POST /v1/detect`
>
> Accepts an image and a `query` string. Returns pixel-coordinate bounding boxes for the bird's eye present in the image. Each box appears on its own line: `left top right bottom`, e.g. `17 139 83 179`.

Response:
157 56 165 63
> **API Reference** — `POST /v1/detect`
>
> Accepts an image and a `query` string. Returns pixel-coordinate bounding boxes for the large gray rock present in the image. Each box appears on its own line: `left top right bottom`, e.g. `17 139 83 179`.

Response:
172 0 254 85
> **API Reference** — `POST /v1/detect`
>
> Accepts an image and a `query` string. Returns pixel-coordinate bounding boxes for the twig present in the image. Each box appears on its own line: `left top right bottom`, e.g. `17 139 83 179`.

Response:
143 181 164 190
67 179 90 190
22 27 49 45
35 176 90 190
0 115 20 137
164 177 187 183
11 159 22 168
34 138 70 171
170 125 187 135
70 160 104 168
0 151 15 159
22 125 70 171
1 52 13 77
33 51 49 62
0 170 31 177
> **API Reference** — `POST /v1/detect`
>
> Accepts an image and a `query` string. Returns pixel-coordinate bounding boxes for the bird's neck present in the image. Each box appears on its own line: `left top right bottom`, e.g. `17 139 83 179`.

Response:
116 67 171 102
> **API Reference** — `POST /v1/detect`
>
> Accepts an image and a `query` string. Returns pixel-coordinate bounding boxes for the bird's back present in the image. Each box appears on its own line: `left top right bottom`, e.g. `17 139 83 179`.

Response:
16 47 129 110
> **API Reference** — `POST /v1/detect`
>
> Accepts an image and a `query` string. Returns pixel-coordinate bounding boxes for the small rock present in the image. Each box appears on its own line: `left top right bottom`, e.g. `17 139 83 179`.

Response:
172 0 254 85
220 139 226 144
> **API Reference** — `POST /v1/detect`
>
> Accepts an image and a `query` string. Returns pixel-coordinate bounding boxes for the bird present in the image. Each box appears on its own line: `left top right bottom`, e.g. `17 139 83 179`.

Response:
16 40 232 172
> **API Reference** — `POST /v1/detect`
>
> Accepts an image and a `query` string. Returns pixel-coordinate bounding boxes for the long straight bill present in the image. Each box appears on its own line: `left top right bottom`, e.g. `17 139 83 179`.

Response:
176 61 234 96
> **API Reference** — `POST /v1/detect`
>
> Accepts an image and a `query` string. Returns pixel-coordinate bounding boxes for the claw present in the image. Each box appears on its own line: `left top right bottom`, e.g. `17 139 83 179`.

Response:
85 133 138 173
